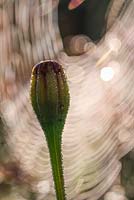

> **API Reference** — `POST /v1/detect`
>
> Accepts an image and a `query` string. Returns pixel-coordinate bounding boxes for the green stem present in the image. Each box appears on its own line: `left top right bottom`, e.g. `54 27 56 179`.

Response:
47 131 66 200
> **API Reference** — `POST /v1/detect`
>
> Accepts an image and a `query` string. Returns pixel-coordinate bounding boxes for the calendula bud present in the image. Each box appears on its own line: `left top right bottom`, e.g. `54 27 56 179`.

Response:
30 60 69 200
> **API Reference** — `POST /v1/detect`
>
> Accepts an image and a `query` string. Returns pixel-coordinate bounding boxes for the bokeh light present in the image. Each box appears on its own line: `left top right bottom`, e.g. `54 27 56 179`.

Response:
100 67 115 82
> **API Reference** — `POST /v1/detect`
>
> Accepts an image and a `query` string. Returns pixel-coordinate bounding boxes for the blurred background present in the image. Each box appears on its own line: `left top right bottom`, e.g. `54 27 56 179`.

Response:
59 0 110 41
1 0 134 200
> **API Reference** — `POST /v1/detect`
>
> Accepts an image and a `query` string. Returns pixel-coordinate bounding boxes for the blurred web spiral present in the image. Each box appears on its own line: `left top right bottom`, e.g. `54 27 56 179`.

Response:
0 0 134 200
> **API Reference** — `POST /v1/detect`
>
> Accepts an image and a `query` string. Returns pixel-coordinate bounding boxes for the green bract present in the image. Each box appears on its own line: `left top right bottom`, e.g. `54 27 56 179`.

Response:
30 60 70 200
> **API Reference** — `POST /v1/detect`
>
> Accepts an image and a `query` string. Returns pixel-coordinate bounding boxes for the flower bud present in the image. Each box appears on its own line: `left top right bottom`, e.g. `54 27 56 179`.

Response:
30 60 69 200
